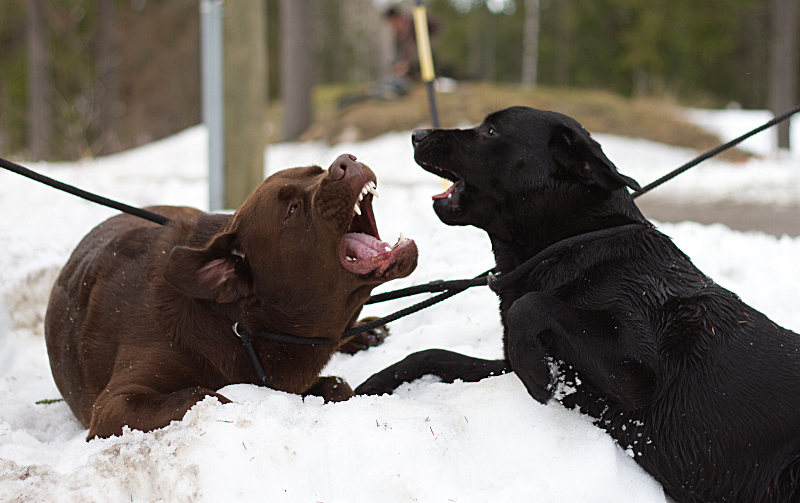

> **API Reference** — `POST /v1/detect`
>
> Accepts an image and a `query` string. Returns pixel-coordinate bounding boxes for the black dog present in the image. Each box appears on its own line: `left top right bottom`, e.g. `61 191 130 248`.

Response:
355 106 800 503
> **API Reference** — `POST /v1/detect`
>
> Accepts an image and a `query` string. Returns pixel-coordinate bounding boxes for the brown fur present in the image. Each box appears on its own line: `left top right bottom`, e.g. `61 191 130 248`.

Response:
44 154 417 439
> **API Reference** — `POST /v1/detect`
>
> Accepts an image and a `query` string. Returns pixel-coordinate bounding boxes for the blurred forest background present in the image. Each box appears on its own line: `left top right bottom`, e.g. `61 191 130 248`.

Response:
0 0 798 162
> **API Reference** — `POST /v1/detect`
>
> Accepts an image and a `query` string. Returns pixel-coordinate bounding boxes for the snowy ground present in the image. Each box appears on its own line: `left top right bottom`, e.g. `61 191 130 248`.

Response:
1 109 799 502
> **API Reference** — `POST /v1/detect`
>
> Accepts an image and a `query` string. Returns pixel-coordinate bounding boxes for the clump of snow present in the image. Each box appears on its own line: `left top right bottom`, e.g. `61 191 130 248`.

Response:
1 110 799 501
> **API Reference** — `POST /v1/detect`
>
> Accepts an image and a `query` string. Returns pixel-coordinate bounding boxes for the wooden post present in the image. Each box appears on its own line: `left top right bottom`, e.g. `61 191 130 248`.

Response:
281 0 314 141
223 0 267 209
768 0 799 150
26 0 51 160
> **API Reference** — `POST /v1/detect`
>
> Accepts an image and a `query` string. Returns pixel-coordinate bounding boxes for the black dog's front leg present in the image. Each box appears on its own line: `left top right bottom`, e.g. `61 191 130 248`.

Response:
506 292 657 410
355 349 511 396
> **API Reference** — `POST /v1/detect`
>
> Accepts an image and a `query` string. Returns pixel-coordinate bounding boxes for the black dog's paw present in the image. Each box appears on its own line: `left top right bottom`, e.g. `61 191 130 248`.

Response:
338 317 389 355
516 369 553 404
354 368 400 396
510 359 554 404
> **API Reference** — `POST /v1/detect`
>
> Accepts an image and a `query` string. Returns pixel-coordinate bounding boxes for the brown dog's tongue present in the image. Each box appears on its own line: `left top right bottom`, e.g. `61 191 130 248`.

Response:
344 232 392 260
433 180 459 200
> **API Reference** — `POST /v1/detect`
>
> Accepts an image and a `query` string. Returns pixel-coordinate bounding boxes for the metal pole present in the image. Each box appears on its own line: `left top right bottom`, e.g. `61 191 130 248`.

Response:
412 0 440 128
200 0 225 211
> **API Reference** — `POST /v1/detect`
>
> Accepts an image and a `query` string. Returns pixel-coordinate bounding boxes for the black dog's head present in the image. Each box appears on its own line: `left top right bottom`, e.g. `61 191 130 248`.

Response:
412 106 643 242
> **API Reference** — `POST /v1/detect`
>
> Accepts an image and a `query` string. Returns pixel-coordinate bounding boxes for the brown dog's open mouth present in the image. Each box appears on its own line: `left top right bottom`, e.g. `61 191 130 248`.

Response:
339 181 416 277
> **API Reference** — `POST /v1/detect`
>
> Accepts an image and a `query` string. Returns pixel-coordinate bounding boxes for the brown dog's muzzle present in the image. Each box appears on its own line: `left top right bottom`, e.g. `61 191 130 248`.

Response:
325 154 417 281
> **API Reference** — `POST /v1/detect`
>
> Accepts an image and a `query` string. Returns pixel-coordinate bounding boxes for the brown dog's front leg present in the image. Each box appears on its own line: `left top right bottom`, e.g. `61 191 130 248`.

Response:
337 317 390 354
303 376 354 403
87 384 231 439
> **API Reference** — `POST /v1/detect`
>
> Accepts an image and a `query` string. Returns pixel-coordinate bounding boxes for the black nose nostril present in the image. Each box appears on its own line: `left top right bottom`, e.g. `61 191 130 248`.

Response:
411 129 431 148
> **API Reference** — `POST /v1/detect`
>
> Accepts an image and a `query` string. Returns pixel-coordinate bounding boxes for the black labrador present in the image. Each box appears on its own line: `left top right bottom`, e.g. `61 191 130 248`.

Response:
355 106 800 503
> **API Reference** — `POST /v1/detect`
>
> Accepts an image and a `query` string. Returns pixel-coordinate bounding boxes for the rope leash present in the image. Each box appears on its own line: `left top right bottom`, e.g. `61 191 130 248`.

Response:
633 104 800 198
1 104 798 366
0 157 171 225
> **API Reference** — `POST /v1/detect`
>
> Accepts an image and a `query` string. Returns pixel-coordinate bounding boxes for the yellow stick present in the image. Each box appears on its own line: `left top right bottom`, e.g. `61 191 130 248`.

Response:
412 5 436 83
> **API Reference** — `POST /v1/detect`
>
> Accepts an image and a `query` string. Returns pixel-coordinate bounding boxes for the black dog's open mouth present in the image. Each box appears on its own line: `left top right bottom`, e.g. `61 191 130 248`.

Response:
420 161 465 211
433 179 461 202
339 181 416 277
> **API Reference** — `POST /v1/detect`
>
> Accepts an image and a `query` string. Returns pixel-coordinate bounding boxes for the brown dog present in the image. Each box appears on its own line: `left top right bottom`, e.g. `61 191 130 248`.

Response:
44 154 417 440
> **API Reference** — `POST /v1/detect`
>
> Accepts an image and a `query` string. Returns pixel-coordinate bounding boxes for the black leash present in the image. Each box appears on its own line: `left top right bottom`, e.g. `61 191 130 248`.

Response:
2 104 797 386
0 156 171 226
233 223 645 385
633 104 800 198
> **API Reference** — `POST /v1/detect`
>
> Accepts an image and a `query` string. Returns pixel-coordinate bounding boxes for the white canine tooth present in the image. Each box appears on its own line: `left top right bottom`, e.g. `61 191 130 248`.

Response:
367 181 379 197
358 193 364 201
354 202 361 215
398 232 406 243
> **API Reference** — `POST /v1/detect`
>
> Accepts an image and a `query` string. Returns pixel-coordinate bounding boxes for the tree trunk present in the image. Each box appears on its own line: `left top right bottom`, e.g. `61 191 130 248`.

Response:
95 0 117 156
482 5 496 81
521 0 539 87
554 0 570 87
768 0 799 150
224 0 267 208
281 0 314 141
26 0 51 160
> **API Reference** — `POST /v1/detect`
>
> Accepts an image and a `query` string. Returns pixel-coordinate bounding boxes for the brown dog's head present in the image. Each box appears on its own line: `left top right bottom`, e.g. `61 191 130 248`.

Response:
162 154 417 338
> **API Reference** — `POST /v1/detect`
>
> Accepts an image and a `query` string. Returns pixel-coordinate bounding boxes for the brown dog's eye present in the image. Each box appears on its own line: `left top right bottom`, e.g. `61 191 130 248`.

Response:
287 202 299 218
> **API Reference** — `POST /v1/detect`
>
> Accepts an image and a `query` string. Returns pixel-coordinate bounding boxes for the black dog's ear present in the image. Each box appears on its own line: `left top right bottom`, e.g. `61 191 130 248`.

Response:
548 126 642 192
162 231 252 303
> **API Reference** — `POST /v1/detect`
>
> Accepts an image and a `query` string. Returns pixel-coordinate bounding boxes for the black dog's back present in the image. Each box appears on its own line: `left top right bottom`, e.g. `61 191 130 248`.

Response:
357 106 800 502
540 226 800 502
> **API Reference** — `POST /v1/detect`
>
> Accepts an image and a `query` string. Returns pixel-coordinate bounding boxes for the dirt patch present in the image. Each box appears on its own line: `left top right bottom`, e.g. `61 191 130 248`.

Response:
277 82 748 163
637 198 800 238
4 266 61 336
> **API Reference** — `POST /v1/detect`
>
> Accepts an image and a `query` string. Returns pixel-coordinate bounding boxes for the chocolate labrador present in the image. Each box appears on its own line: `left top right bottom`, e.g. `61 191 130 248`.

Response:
356 107 800 503
45 154 417 440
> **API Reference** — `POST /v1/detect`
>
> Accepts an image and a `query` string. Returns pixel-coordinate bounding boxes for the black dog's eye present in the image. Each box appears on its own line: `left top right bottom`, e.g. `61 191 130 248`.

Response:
487 126 497 136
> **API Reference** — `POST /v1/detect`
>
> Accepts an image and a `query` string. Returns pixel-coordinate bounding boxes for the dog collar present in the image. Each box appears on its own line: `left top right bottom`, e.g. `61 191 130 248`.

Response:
232 322 333 388
487 223 648 293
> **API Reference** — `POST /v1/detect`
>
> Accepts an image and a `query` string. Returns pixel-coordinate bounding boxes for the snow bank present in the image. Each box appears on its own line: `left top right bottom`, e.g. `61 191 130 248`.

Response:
1 110 799 501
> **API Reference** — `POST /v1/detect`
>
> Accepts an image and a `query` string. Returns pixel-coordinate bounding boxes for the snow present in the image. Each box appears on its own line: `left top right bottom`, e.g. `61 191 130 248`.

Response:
1 109 799 502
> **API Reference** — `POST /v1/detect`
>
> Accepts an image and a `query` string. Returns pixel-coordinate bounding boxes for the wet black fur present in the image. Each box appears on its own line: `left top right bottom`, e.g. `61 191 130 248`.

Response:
356 106 800 503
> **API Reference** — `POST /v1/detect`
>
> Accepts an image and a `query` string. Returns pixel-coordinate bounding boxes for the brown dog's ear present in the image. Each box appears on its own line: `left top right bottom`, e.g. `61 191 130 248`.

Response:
548 127 642 193
162 232 251 303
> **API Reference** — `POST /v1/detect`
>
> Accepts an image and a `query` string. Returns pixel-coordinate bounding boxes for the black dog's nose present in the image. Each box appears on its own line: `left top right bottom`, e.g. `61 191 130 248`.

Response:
411 129 432 149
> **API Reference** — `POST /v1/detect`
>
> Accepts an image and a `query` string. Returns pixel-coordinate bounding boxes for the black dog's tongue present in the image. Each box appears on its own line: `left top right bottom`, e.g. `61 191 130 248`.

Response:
433 180 460 201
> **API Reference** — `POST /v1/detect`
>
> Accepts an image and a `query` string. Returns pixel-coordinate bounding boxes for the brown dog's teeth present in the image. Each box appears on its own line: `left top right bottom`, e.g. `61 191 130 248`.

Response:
354 202 361 216
367 181 379 198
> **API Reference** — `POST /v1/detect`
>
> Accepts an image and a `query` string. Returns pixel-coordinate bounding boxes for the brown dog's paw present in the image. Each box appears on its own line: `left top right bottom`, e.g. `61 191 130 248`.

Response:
337 317 390 354
304 376 354 403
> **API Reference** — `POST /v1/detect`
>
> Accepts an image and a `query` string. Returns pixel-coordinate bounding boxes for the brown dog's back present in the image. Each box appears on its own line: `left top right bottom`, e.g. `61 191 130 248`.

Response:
45 207 205 425
46 157 418 439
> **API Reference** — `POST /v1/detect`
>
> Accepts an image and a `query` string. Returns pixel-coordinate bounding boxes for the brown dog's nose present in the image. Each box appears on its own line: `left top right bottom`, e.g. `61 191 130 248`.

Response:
411 129 431 149
329 153 361 181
